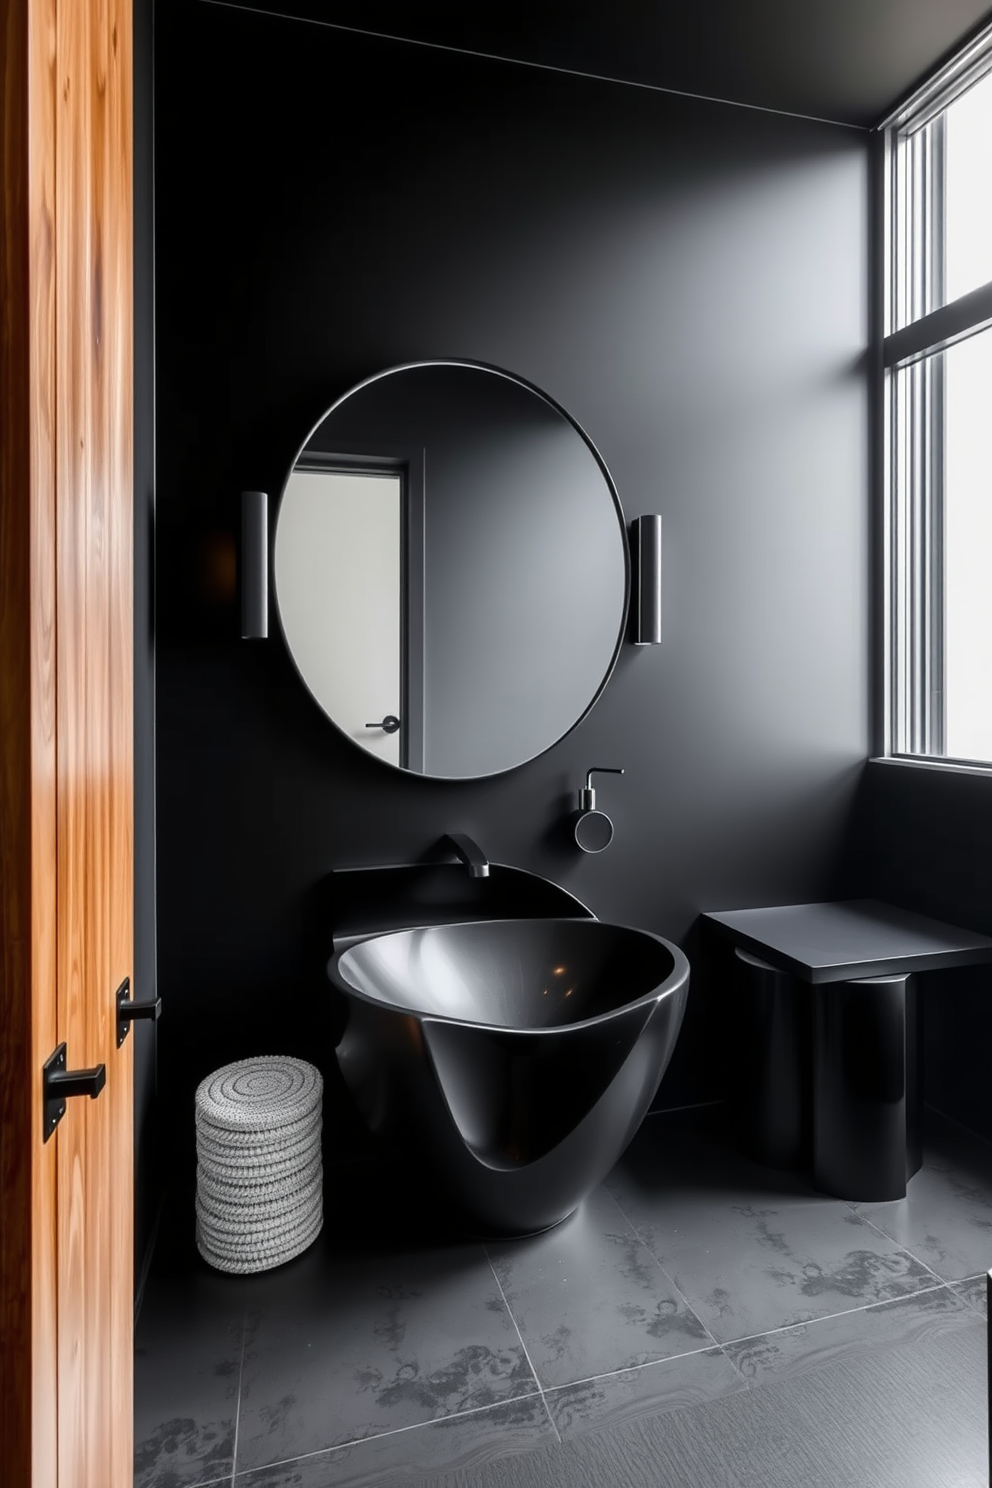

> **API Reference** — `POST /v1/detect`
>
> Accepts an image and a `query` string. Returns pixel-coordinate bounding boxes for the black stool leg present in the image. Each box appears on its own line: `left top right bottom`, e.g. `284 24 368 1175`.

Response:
733 948 812 1171
812 972 918 1201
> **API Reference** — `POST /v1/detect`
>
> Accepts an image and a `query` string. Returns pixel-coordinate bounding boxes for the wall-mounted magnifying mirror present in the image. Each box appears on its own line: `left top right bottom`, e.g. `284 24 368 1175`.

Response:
272 360 629 779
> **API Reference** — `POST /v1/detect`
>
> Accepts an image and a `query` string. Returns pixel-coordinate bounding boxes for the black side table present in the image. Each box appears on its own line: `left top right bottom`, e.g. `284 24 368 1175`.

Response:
702 899 992 1202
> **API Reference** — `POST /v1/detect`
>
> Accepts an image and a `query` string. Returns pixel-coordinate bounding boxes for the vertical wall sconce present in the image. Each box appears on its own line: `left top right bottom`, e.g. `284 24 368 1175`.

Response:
632 514 662 645
241 490 268 639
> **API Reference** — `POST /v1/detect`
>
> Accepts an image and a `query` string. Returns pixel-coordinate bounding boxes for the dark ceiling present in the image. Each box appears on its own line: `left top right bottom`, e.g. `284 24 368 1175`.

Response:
212 0 992 126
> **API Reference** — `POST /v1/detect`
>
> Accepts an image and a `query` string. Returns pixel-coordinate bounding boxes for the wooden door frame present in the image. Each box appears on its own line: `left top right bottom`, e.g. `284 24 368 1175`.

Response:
1 2 135 1483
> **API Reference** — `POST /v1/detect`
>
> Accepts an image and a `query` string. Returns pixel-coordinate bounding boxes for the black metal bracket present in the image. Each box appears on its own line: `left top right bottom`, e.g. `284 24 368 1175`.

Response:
116 976 162 1046
42 1043 107 1142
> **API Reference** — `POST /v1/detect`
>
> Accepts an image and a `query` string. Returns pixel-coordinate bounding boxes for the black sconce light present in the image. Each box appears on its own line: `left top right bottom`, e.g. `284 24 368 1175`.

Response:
632 514 662 645
241 490 268 639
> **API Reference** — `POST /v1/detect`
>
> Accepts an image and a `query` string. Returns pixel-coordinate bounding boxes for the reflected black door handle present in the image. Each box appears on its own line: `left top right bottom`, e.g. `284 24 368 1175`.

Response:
116 976 162 1046
365 715 401 734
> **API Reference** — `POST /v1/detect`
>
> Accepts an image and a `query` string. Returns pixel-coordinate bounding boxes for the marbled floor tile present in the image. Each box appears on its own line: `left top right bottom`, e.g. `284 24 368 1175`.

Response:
950 1274 989 1316
856 1114 992 1281
544 1344 744 1443
487 1186 712 1389
724 1281 973 1389
610 1108 821 1214
234 1228 538 1474
604 1173 938 1343
232 1394 557 1488
133 1268 246 1488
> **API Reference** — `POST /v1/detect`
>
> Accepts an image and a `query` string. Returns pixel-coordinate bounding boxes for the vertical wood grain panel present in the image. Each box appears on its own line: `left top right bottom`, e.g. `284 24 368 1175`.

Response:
3 0 133 1480
55 0 134 1482
28 6 60 1480
0 1 60 1483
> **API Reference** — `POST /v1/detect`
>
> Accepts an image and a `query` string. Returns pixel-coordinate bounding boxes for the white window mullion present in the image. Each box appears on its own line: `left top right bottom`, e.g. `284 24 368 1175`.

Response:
886 106 950 760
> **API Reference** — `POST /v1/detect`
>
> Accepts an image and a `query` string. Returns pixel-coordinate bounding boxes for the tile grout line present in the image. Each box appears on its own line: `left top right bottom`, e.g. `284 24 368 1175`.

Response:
599 1181 755 1388
598 1184 726 1355
478 1276 962 1405
230 1390 550 1480
599 1181 751 1388
599 1179 871 1390
948 1276 990 1318
230 1307 248 1486
601 1182 966 1374
717 1278 958 1349
539 1340 734 1398
484 1245 563 1446
850 1208 949 1285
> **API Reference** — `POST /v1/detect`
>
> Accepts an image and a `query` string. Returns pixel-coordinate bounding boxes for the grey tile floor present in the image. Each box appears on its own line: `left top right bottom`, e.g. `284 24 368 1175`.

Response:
135 1104 990 1488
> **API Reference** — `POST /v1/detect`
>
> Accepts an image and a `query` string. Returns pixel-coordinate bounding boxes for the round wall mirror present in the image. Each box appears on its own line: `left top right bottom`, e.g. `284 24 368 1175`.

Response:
273 361 629 779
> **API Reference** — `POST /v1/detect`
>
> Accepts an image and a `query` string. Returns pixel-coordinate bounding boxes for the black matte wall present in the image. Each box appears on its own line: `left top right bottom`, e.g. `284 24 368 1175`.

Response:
847 762 992 1141
153 1 870 1184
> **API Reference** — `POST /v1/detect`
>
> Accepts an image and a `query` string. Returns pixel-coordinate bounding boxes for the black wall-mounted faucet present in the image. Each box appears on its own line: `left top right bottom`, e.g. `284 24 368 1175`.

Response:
437 832 490 879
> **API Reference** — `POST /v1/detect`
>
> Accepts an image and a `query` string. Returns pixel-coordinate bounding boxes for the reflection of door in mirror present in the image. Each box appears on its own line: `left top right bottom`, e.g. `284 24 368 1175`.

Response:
274 463 425 769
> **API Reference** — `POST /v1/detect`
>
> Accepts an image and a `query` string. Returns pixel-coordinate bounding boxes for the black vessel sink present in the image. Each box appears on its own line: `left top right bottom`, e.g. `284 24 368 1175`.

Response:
328 917 689 1235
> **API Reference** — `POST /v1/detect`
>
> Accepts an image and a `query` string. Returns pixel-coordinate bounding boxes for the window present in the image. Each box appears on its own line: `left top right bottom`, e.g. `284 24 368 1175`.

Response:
883 25 992 765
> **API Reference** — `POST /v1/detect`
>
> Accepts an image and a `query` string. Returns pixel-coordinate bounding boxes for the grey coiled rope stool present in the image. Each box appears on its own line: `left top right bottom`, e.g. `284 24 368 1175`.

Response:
195 1056 323 1273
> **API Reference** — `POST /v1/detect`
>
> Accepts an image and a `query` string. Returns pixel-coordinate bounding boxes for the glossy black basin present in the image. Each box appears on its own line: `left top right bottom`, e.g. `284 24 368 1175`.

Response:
328 918 689 1235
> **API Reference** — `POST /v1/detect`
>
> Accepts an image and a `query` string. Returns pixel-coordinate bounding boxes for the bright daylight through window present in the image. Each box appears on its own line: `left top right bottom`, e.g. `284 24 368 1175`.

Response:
884 26 992 765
